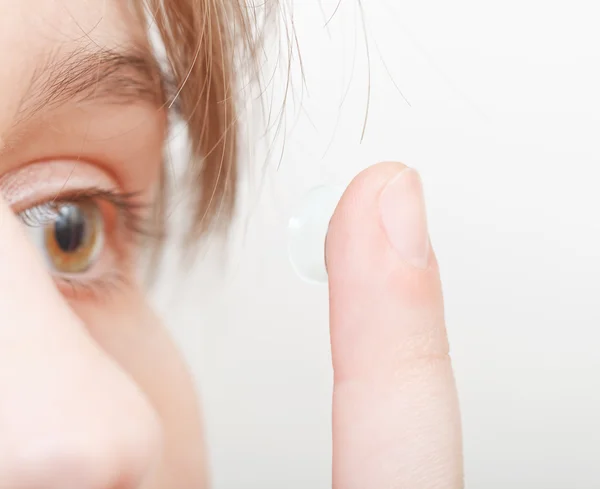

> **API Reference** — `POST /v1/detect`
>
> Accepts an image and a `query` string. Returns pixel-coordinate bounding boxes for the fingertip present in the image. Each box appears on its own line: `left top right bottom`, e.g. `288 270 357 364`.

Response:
326 161 435 293
326 162 409 249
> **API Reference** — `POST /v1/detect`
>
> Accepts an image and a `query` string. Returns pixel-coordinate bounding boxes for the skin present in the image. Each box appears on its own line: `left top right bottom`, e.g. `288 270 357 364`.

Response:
0 1 207 488
0 1 464 488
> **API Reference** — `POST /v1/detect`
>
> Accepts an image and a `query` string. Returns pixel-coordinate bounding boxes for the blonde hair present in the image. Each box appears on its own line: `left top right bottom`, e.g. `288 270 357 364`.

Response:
135 0 267 243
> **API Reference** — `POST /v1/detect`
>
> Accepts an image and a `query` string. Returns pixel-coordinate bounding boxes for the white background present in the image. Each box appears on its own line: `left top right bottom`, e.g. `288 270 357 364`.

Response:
152 1 600 488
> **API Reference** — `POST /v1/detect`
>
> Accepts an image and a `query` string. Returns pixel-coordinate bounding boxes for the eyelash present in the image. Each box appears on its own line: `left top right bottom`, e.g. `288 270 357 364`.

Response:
19 188 152 300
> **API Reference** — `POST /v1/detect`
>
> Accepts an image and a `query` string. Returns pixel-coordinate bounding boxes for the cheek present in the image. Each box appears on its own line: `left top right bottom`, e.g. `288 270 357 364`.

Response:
69 286 209 486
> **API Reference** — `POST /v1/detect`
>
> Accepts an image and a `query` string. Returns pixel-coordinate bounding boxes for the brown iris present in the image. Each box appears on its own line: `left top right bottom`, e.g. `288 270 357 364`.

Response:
44 201 103 274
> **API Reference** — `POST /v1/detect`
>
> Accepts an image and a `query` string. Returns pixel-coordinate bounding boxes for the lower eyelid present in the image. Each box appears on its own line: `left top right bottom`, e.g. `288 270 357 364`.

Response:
56 271 131 302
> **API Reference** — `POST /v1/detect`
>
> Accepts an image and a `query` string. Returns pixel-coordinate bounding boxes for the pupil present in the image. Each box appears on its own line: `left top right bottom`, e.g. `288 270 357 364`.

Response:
54 204 86 253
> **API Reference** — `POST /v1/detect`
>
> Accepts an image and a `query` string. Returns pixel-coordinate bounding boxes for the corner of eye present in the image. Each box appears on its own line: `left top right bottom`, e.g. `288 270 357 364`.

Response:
0 196 27 232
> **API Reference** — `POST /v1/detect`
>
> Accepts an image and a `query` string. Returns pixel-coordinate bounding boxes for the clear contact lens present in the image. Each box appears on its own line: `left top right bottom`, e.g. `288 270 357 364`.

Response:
287 185 344 284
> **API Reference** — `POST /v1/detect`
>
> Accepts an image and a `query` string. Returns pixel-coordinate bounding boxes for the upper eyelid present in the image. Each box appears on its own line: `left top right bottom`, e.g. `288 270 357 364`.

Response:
0 95 165 206
1 160 121 212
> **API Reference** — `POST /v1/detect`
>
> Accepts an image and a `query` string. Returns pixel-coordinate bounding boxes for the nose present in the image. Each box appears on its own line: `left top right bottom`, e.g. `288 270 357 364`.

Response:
0 342 163 489
0 200 162 489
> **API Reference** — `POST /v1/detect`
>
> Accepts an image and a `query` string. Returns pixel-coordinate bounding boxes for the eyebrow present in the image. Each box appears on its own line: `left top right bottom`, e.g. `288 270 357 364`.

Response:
14 46 169 126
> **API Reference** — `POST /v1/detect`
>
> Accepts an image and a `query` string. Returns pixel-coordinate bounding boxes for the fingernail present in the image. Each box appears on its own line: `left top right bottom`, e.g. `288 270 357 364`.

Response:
379 168 430 269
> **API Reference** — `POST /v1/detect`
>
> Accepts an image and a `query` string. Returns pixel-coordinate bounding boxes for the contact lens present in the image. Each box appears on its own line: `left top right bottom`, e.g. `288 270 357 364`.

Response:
287 185 344 284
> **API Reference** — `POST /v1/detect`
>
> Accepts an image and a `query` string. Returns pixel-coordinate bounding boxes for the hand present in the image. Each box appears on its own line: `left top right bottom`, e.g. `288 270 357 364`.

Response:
326 162 463 489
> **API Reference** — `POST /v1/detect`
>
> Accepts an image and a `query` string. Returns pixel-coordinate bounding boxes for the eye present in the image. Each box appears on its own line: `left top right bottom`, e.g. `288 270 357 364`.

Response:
21 200 105 275
15 189 148 300
42 201 104 274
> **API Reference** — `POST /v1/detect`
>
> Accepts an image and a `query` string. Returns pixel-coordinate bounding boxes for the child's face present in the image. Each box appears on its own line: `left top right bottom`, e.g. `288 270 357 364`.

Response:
0 1 207 488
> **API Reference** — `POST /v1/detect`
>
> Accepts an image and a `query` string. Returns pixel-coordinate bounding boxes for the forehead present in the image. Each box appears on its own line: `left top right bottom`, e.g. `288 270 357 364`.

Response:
0 0 146 132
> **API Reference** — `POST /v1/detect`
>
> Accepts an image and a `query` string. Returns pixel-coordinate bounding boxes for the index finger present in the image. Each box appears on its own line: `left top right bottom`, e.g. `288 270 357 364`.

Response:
326 162 463 489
